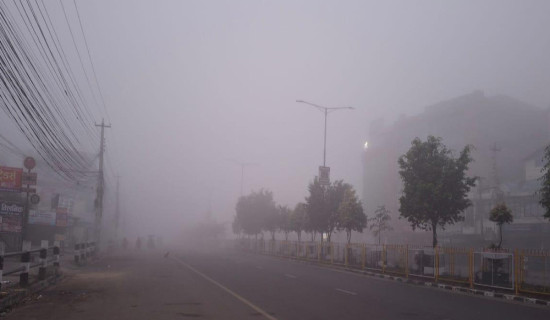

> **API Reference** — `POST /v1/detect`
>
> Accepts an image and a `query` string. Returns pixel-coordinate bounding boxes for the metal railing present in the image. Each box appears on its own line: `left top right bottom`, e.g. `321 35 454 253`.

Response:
0 240 61 289
235 238 550 297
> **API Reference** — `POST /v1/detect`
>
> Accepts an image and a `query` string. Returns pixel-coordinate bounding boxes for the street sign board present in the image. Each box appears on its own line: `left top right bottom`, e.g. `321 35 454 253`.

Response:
319 166 330 185
20 187 36 193
21 172 37 185
23 157 36 170
0 166 22 192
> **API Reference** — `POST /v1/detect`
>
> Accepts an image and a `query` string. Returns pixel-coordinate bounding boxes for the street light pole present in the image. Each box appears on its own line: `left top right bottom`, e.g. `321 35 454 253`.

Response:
296 100 354 167
228 160 259 197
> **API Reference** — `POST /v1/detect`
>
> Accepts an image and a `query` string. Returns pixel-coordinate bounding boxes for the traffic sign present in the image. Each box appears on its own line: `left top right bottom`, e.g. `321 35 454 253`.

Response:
20 187 36 193
23 157 36 170
319 166 330 185
22 172 37 185
30 194 40 205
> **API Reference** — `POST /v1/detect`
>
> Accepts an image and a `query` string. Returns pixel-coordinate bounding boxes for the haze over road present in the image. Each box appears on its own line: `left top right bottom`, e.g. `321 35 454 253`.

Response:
8 250 550 320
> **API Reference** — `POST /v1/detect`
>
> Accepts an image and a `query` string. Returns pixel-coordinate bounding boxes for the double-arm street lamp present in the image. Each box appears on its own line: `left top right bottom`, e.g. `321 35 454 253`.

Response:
296 100 354 168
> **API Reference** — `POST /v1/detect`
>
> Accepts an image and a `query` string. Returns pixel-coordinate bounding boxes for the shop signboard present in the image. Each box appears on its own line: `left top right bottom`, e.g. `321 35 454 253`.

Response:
29 209 56 226
0 166 23 192
0 201 23 232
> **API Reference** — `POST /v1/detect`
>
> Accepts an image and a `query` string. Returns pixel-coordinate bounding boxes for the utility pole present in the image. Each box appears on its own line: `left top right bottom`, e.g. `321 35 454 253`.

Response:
95 119 111 248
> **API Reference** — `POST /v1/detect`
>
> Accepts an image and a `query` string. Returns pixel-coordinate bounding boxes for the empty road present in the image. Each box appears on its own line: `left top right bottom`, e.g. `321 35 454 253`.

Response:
6 249 550 319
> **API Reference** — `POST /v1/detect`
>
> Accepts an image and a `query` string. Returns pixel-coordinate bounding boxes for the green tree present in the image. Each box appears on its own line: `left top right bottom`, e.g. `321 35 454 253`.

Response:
368 205 393 245
398 136 476 247
539 145 550 220
232 214 243 238
305 178 351 243
489 203 513 248
326 180 350 242
279 205 293 241
234 189 276 239
337 187 367 244
291 202 308 242
305 177 329 242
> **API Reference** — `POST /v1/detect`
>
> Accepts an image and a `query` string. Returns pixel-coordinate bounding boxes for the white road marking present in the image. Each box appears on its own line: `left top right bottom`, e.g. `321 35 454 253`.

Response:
335 288 357 296
284 273 297 279
172 257 277 320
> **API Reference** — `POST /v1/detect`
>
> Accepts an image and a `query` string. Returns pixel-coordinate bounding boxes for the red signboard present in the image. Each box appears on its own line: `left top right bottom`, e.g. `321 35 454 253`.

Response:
56 207 68 227
0 166 23 192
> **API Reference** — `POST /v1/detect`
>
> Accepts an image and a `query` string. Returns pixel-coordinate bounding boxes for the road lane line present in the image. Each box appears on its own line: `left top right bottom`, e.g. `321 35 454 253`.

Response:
335 288 357 296
284 273 297 279
172 257 277 320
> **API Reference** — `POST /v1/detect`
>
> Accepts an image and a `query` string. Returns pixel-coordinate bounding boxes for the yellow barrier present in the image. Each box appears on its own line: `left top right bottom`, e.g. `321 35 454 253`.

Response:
237 239 550 297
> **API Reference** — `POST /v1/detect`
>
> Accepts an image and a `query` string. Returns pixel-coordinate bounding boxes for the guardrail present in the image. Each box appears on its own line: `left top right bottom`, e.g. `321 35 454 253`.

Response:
236 238 550 297
0 240 61 289
73 241 97 266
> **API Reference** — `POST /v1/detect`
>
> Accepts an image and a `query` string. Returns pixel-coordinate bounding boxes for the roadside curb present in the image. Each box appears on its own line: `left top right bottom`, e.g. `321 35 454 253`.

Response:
257 252 550 308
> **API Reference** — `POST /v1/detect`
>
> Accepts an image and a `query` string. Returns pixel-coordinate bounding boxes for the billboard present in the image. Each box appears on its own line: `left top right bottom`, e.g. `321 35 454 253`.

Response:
0 166 23 192
0 201 23 232
29 209 56 226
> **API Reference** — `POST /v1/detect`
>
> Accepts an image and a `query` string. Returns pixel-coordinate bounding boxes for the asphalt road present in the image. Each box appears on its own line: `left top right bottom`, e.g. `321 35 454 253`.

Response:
6 249 550 319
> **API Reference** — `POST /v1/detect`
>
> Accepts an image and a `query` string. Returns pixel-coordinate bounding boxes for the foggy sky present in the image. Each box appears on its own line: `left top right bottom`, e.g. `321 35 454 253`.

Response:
5 0 550 239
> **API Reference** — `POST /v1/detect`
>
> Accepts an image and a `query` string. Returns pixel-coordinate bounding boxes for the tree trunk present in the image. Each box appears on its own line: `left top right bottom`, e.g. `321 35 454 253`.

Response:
271 231 275 241
297 231 301 242
327 231 332 243
347 230 352 244
378 229 381 245
432 223 438 248
285 232 289 241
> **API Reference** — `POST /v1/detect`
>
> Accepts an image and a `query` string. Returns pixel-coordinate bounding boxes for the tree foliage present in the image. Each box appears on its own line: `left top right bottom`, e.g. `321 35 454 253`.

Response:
337 187 367 244
291 202 308 241
305 178 352 242
489 203 513 248
539 145 550 220
368 205 393 245
279 205 293 241
398 136 477 247
234 189 277 237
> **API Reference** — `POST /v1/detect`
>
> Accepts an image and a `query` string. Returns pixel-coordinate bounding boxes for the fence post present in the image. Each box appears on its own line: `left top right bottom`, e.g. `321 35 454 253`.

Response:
0 243 4 290
38 240 48 280
331 243 334 264
317 243 321 261
382 245 386 274
434 247 439 282
469 248 474 288
74 243 80 265
361 244 366 269
53 241 60 280
514 249 519 295
20 240 31 287
344 244 348 266
405 245 409 278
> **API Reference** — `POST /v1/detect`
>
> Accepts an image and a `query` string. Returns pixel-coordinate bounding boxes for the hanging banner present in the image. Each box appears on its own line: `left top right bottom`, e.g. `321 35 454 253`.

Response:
0 166 23 192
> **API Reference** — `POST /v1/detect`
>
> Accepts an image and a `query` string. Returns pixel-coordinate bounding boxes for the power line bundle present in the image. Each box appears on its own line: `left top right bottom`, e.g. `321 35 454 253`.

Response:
0 0 110 181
